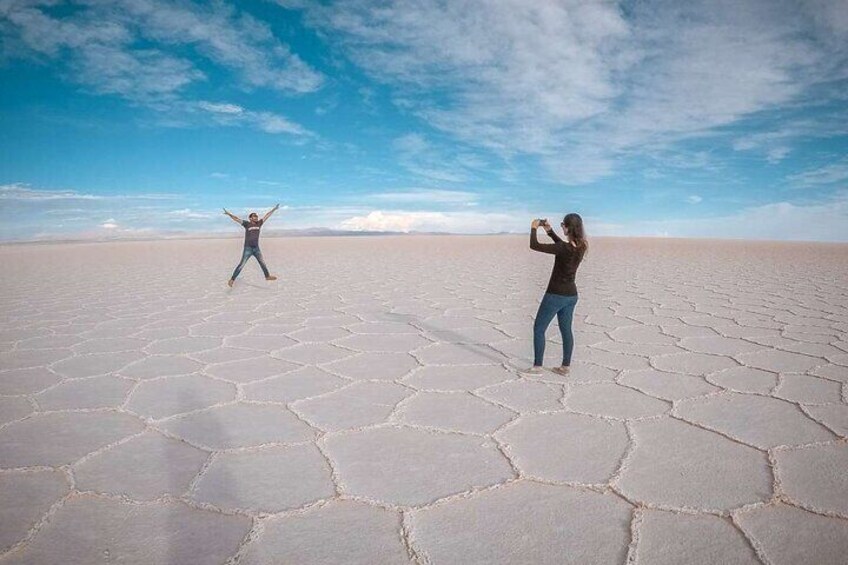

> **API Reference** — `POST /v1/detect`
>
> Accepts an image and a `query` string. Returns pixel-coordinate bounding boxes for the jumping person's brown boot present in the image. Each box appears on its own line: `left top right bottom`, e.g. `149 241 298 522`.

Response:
266 275 278 281
227 279 235 287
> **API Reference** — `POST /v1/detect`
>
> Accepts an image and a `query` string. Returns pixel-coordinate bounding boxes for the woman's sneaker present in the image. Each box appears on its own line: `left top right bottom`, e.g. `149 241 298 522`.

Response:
551 365 570 376
523 365 545 374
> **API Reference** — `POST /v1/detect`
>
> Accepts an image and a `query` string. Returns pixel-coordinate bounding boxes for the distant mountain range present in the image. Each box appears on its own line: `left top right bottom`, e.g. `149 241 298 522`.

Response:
165 228 516 239
5 228 520 244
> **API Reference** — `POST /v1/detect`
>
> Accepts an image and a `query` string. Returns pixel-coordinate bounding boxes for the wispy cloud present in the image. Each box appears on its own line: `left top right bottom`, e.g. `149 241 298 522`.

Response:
195 101 312 136
0 184 102 201
595 191 848 242
168 208 213 219
732 112 848 162
0 183 189 240
9 181 847 241
392 133 483 183
766 147 792 164
298 0 848 184
197 102 244 115
1 0 321 135
339 210 520 233
2 0 322 96
0 183 177 201
253 112 310 136
43 208 88 215
3 5 199 103
122 0 323 93
367 189 478 206
788 158 848 188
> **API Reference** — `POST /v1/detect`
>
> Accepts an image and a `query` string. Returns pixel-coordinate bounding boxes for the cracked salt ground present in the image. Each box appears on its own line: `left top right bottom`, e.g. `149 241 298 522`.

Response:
1 236 847 564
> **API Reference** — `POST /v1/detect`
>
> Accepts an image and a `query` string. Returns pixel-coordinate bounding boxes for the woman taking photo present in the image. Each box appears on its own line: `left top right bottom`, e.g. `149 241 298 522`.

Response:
528 214 588 375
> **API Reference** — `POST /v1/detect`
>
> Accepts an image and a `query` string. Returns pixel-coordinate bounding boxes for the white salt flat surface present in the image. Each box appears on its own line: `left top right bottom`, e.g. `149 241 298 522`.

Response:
1 235 847 564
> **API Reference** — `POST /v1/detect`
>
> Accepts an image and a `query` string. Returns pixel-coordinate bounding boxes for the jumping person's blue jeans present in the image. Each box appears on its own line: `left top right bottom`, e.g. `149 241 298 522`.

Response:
533 292 579 367
231 246 269 280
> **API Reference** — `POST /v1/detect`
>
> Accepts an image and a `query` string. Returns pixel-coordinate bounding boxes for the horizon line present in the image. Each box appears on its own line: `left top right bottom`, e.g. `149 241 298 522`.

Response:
3 230 848 247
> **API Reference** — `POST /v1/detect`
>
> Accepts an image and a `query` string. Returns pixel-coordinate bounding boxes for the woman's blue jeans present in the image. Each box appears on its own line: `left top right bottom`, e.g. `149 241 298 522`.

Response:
533 292 578 367
231 246 270 280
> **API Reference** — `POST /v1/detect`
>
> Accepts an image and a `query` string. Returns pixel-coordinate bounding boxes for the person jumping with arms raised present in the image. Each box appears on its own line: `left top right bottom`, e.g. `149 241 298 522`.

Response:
223 204 280 287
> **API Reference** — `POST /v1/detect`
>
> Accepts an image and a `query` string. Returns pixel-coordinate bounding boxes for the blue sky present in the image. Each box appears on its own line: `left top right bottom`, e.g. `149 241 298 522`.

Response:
1 0 847 241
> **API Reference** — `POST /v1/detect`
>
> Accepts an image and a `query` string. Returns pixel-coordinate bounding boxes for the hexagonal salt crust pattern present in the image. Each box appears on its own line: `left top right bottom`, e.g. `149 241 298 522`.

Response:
1 236 847 563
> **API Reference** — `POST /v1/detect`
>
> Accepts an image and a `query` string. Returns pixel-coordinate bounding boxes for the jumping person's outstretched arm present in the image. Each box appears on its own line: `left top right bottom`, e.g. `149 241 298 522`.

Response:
530 219 559 254
223 209 243 224
262 204 280 223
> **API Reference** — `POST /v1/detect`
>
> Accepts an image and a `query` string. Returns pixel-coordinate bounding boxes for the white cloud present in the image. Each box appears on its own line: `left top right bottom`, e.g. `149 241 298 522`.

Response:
2 3 201 102
11 184 848 241
787 158 848 188
339 210 521 233
194 102 311 137
392 133 484 183
595 191 848 241
0 183 186 239
687 195 703 204
168 208 212 219
43 208 87 215
766 147 792 164
299 0 848 183
0 183 101 201
732 114 848 162
75 44 205 101
253 112 310 136
1 0 322 137
0 183 178 201
198 102 244 114
117 0 323 93
543 150 615 186
2 0 322 98
125 193 180 201
368 189 478 205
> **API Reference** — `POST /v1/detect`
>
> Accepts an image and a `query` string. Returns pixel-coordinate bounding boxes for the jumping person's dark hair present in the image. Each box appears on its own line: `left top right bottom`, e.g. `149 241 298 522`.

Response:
563 213 588 255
